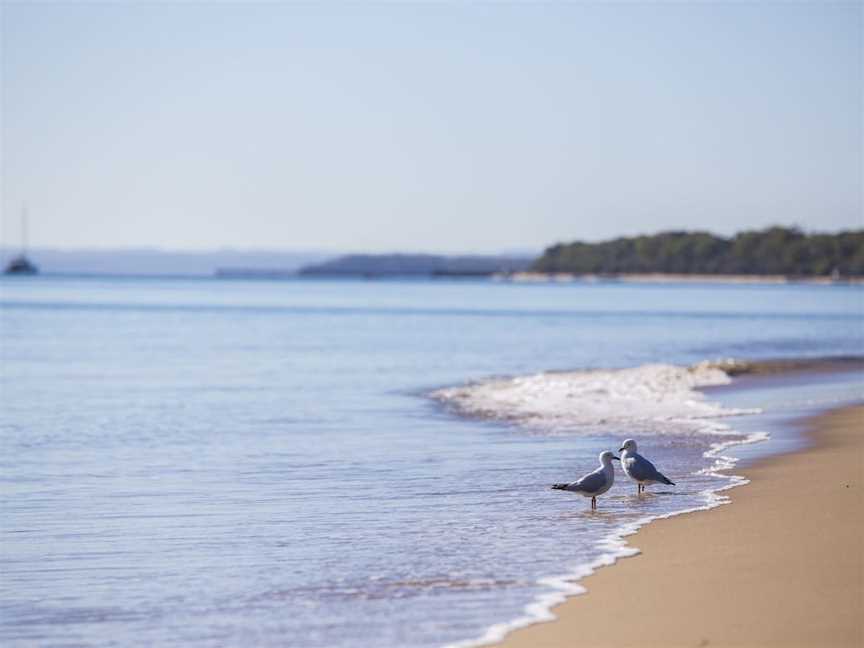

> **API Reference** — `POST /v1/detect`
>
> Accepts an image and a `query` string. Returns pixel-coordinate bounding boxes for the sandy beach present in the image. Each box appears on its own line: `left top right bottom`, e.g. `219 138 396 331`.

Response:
499 405 864 648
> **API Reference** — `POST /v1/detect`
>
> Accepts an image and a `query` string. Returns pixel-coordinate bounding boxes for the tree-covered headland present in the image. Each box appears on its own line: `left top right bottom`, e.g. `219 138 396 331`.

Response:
532 227 864 277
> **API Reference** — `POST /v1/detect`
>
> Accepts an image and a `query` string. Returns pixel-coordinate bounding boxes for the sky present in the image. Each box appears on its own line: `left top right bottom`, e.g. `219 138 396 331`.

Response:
1 1 861 253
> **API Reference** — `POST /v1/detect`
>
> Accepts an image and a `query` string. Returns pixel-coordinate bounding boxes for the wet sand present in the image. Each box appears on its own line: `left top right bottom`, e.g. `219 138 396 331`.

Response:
499 405 864 648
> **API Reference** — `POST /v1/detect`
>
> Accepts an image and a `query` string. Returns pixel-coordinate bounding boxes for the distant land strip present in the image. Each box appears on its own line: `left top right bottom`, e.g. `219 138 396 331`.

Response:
530 227 863 277
296 227 863 281
296 253 533 278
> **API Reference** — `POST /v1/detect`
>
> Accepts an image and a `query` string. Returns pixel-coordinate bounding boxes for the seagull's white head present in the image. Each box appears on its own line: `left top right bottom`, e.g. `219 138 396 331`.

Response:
619 439 637 453
599 450 620 466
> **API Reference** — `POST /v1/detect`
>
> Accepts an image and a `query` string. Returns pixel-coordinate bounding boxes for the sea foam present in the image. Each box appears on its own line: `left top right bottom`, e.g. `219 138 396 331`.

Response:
432 361 759 435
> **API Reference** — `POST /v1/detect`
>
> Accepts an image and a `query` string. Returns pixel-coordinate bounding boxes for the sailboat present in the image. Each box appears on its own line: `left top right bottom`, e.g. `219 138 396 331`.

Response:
4 205 39 275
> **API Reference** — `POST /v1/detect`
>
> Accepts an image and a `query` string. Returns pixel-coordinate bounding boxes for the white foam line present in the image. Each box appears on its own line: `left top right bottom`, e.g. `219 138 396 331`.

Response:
431 362 762 435
442 429 770 648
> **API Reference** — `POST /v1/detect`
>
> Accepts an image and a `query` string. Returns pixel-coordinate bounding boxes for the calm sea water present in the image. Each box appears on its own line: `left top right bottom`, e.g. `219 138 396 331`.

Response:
1 276 862 647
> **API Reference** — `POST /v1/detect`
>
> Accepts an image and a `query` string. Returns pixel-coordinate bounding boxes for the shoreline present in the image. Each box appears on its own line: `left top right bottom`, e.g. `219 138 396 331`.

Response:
495 404 864 648
495 271 864 285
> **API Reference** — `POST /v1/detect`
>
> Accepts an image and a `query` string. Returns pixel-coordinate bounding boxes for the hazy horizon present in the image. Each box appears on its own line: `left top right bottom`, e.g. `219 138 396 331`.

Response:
0 245 539 276
3 2 861 252
2 220 860 259
0 243 540 256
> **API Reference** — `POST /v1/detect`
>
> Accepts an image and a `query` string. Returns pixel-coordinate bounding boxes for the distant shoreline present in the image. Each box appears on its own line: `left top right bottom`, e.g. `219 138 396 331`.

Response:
496 271 864 285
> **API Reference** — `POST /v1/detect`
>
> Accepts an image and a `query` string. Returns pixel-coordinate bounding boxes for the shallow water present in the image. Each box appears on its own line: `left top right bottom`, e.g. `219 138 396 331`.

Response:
1 276 862 647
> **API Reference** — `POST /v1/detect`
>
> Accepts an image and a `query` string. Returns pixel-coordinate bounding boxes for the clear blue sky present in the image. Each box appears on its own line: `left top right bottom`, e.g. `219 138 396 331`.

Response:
2 1 861 253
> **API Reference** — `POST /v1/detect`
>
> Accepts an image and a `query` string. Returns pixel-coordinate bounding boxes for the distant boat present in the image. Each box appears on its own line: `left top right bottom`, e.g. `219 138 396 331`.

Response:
4 205 38 275
4 254 38 275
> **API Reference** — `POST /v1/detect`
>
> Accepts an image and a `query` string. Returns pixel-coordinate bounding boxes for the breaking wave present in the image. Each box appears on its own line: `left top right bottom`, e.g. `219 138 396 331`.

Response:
431 360 760 435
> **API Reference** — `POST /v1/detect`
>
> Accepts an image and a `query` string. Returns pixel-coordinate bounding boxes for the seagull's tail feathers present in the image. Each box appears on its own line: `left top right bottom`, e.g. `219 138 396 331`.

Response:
551 483 570 491
659 473 675 486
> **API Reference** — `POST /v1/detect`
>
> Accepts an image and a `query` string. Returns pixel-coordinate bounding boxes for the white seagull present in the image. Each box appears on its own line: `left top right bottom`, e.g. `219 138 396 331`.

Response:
551 450 619 510
618 439 675 494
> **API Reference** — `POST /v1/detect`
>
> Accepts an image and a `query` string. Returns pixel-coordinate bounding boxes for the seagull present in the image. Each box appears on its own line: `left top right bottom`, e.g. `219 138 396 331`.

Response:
552 450 619 510
618 439 675 494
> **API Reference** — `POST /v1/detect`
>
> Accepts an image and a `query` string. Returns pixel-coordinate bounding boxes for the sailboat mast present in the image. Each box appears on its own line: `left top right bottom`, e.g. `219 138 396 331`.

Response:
21 205 28 254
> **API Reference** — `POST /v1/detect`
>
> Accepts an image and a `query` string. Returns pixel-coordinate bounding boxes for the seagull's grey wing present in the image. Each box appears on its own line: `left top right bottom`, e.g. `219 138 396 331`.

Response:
574 470 607 494
628 453 663 482
629 452 675 484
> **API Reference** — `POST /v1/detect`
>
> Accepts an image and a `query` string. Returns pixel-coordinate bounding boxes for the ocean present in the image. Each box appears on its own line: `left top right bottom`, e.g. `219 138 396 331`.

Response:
1 276 862 647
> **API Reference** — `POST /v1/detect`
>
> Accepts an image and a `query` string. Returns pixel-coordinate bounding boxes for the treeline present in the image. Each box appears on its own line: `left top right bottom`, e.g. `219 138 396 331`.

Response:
532 228 864 277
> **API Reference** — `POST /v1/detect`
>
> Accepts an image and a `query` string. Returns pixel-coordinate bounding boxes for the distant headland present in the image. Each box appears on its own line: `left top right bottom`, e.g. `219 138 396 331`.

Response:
296 254 533 278
530 227 863 279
